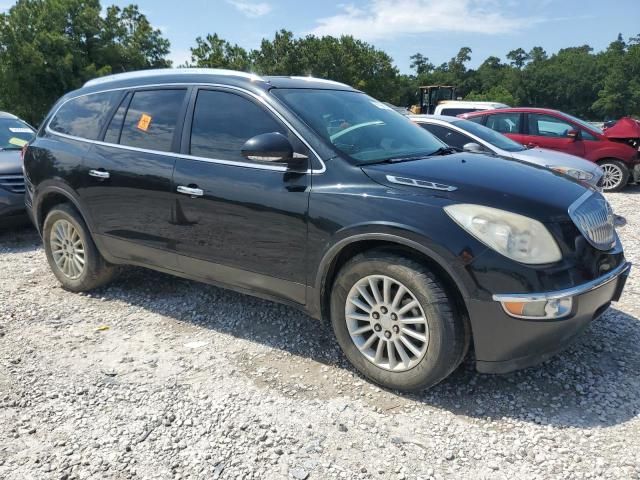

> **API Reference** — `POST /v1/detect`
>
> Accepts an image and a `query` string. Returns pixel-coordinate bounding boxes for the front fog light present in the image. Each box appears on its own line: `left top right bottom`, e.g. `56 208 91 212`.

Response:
501 297 572 319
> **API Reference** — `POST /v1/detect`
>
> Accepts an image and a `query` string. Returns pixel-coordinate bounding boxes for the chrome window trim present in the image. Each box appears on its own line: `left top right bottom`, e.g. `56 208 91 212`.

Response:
45 82 326 174
493 261 631 303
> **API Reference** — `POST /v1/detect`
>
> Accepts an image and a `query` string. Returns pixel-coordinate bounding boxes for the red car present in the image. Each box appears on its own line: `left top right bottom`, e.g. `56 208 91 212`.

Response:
461 108 640 191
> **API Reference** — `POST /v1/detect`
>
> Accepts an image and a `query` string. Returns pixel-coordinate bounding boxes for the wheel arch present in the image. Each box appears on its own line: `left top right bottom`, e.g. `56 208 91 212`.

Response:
315 234 472 330
34 183 93 234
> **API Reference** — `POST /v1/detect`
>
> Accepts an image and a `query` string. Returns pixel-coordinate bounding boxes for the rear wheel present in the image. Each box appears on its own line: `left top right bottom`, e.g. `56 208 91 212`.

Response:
43 204 118 291
599 159 629 192
330 250 468 391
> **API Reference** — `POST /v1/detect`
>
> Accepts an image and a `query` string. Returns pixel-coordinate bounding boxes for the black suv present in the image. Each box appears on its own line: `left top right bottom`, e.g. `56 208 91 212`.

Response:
24 69 630 391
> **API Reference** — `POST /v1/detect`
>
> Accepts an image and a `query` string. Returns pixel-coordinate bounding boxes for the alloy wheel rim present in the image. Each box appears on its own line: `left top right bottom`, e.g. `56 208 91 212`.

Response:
345 275 429 372
601 164 623 190
50 219 85 280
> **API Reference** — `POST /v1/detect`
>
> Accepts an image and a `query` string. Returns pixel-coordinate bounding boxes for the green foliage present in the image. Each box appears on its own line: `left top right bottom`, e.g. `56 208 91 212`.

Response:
0 0 171 124
465 85 516 106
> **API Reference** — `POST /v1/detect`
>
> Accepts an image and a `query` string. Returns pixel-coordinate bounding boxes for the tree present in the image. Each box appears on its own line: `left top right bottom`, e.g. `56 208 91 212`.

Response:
506 48 530 69
0 0 171 124
409 53 433 75
188 33 251 70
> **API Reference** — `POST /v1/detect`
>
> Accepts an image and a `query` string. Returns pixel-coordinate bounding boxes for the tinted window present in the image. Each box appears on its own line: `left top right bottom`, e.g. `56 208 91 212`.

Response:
120 89 186 152
419 123 474 149
467 116 485 124
272 89 445 164
190 90 287 162
581 129 598 141
528 113 574 137
49 91 122 140
486 113 521 134
0 118 34 149
104 93 131 144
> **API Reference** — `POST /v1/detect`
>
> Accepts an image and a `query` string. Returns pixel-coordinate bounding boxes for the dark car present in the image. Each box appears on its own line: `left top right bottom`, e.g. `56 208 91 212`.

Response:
23 69 630 391
461 108 640 192
0 112 35 227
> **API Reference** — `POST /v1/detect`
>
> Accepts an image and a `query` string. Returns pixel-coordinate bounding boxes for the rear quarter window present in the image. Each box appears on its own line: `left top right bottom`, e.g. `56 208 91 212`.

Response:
49 91 123 140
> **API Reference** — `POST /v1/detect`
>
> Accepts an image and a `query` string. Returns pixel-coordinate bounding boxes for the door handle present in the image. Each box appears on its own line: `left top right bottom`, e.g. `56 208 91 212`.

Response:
177 185 204 197
89 169 110 179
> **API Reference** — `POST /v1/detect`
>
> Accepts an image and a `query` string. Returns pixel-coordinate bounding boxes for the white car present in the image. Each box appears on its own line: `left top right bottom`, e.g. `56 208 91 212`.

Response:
432 101 509 117
411 115 604 188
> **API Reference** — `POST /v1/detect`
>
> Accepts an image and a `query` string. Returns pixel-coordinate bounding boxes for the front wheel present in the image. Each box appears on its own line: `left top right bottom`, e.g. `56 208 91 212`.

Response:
330 250 468 392
599 159 630 192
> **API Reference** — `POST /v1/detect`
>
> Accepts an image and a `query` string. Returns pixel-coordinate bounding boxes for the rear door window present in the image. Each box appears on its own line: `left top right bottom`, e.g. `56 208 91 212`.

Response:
119 89 187 152
49 91 123 140
486 113 521 134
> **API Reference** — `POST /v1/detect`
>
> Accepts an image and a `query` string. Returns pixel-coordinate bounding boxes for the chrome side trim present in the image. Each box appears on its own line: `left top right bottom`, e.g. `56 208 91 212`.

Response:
492 261 631 303
45 82 326 174
83 68 265 87
386 175 457 192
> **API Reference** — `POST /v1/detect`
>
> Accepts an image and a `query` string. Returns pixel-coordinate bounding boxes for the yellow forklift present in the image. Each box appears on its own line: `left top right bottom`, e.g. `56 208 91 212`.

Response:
410 85 457 114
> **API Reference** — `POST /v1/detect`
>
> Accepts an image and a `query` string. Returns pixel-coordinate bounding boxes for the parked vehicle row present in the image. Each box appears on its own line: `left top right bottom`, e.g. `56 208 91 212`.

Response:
21 69 630 391
461 108 640 192
409 115 604 188
0 112 35 228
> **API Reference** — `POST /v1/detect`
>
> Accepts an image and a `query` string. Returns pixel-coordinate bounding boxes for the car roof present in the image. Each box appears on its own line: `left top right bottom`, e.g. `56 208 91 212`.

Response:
464 107 561 117
0 111 21 120
79 68 358 96
409 114 461 124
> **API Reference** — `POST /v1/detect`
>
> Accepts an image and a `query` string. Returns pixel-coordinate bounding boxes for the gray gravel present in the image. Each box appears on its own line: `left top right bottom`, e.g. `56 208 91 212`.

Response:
1 186 639 480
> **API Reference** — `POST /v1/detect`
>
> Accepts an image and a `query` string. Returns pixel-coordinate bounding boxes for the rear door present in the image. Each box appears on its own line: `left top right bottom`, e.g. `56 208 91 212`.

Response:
484 112 527 145
524 112 585 157
170 87 311 303
81 87 189 269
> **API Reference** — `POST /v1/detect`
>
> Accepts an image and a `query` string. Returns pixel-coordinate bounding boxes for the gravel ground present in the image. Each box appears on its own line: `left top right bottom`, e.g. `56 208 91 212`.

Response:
1 186 639 480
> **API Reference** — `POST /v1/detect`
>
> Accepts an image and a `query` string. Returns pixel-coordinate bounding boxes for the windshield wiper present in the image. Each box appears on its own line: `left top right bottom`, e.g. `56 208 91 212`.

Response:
428 146 461 156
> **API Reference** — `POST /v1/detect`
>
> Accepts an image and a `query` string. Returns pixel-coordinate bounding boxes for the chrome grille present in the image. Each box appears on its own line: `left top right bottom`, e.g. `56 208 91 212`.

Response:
0 174 25 194
568 191 615 250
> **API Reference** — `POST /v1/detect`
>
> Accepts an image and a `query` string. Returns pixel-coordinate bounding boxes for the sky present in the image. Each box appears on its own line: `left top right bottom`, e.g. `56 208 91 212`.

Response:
110 0 638 72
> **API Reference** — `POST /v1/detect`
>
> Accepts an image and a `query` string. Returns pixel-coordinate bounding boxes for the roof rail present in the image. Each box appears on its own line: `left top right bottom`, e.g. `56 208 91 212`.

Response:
83 68 265 88
288 76 351 88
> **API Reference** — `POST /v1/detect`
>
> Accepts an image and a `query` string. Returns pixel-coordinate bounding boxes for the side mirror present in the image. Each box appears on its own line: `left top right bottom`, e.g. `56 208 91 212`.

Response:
241 132 308 170
567 129 580 140
462 142 484 153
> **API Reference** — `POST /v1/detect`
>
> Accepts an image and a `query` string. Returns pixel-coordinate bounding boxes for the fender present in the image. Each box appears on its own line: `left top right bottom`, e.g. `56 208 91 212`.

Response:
33 180 96 233
587 144 637 164
309 224 478 320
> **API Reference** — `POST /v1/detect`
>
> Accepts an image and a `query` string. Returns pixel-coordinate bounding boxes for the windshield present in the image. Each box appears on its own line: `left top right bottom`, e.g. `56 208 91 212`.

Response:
561 112 603 135
272 89 446 164
0 118 34 150
451 119 526 152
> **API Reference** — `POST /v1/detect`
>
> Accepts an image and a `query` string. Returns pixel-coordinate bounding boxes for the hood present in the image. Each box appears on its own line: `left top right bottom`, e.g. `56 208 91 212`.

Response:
361 152 590 223
604 117 640 139
0 150 22 175
511 147 603 181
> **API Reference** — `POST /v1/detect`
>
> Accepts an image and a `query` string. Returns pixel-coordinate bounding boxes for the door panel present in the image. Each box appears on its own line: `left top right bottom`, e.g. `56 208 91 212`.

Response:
525 113 585 157
78 88 189 269
171 88 310 302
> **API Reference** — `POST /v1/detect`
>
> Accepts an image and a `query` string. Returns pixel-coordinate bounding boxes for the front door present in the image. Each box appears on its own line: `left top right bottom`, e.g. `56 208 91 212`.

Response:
80 88 189 269
524 113 586 157
171 88 311 304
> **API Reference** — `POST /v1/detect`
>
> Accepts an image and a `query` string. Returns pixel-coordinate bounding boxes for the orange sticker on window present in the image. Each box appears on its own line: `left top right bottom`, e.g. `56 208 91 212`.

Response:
137 113 152 132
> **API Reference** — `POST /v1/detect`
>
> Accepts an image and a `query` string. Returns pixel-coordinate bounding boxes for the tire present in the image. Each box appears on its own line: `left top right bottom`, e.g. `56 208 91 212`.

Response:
599 159 630 192
43 203 118 292
330 250 468 392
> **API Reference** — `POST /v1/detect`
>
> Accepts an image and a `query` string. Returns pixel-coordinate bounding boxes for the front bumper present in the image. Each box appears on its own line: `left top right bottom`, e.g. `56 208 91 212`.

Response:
469 261 631 374
0 188 27 226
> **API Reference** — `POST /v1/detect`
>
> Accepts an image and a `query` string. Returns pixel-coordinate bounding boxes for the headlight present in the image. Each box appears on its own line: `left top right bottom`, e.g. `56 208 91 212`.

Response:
444 204 562 264
549 166 594 181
